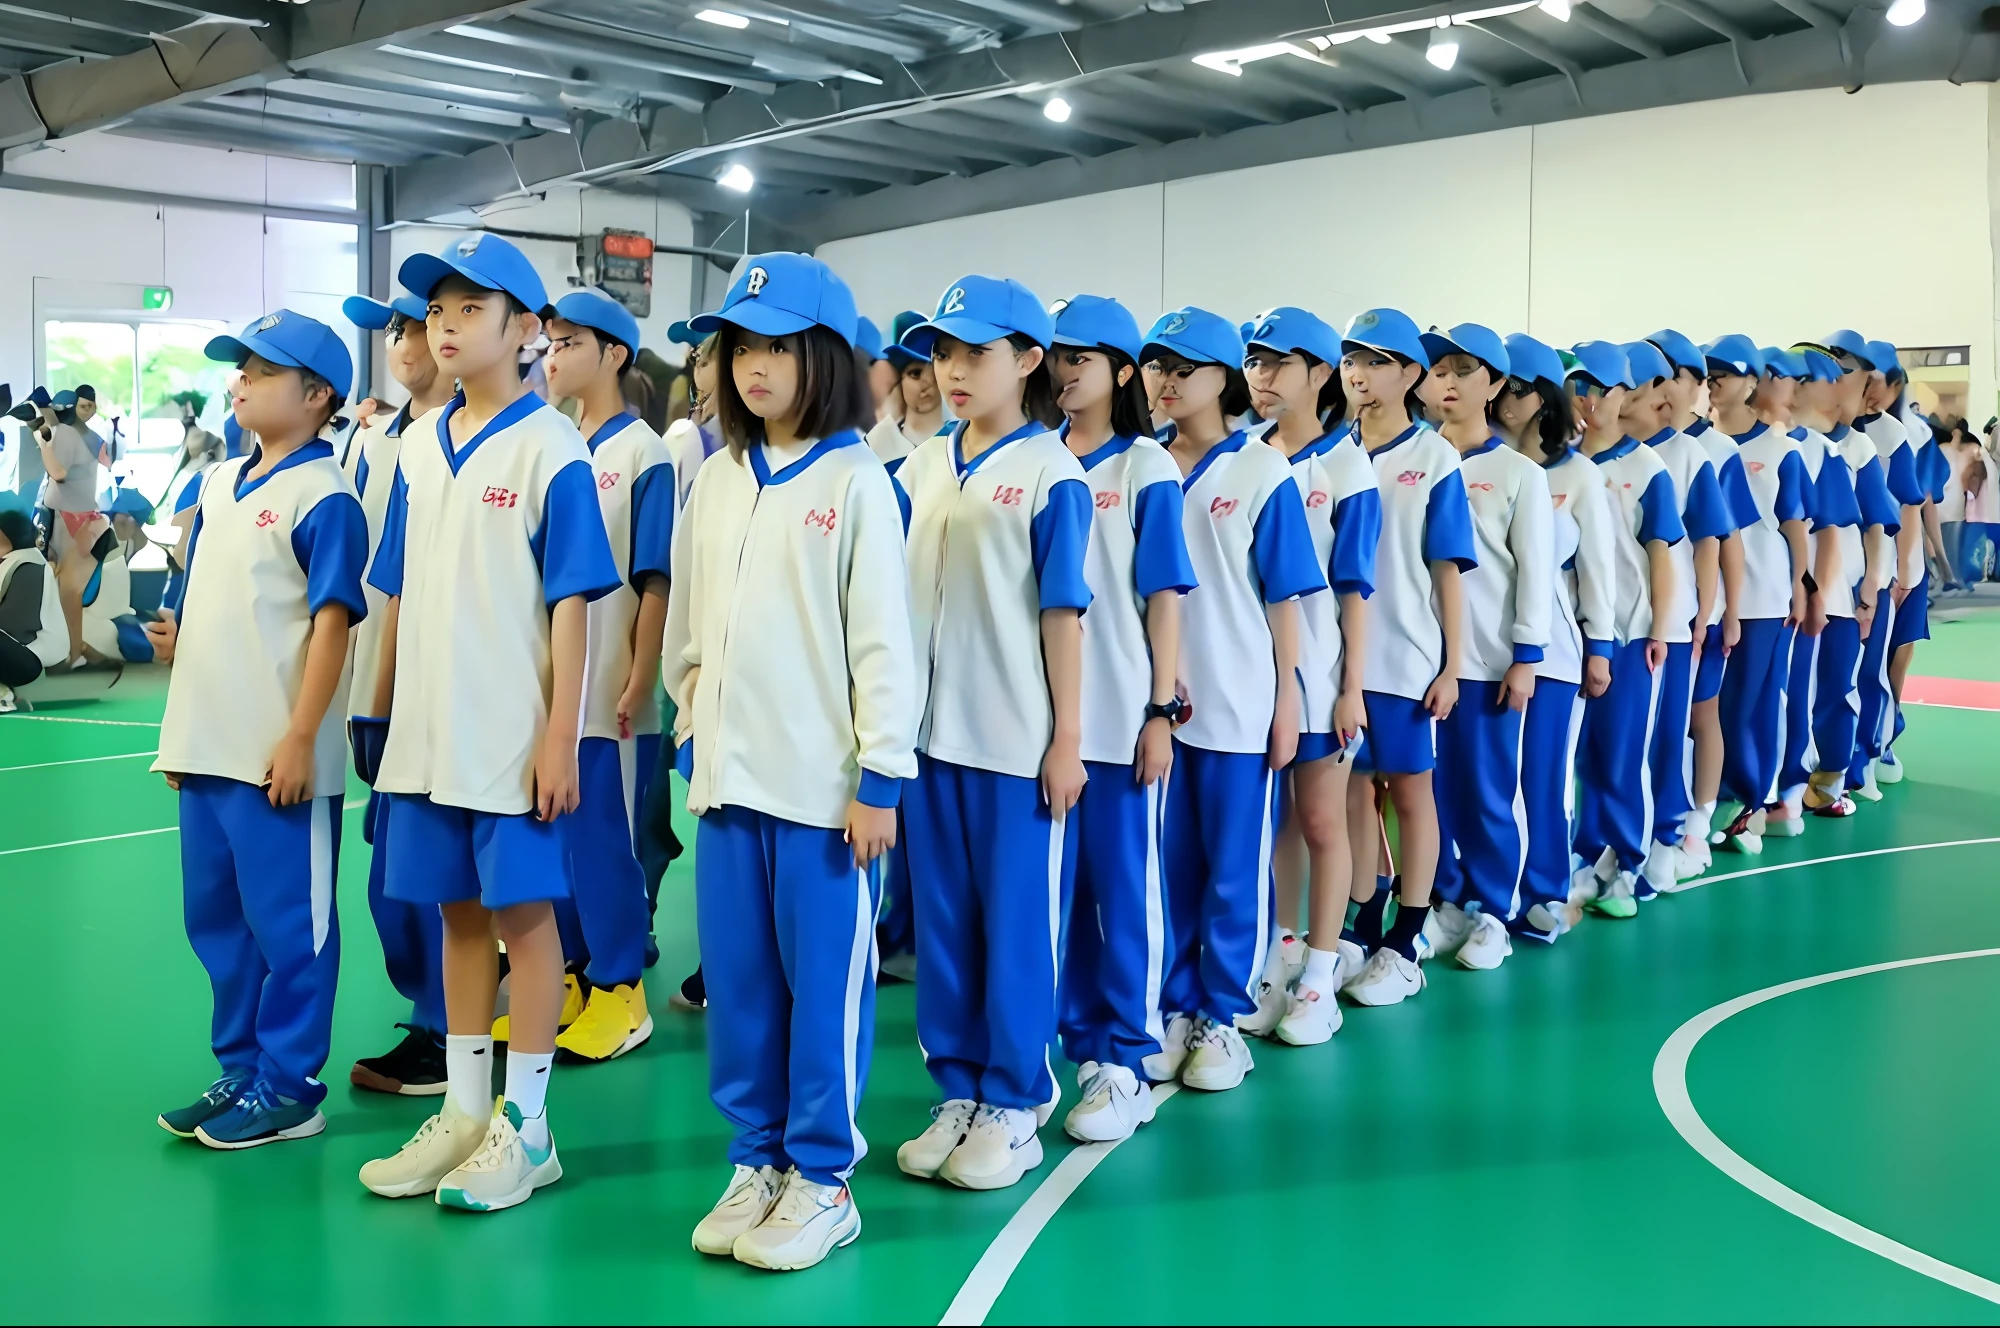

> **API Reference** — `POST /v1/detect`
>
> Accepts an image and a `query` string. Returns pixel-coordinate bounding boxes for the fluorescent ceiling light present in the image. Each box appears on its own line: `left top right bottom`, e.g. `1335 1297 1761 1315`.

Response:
1365 29 1393 42
1191 41 1314 75
696 9 751 29
1885 0 1923 23
1426 20 1459 68
841 69 884 85
1538 0 1573 19
718 163 755 192
1043 96 1071 122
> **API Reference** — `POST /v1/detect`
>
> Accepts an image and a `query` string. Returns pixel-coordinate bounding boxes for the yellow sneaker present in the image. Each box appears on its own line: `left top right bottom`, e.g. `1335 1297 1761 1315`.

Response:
493 974 586 1043
555 981 654 1062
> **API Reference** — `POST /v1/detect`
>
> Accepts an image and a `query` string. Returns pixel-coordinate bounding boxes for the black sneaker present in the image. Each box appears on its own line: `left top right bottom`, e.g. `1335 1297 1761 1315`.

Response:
350 1023 448 1096
670 965 706 1011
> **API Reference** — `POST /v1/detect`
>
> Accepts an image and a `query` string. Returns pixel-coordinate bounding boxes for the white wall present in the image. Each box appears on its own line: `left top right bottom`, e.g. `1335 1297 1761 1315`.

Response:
819 82 1995 415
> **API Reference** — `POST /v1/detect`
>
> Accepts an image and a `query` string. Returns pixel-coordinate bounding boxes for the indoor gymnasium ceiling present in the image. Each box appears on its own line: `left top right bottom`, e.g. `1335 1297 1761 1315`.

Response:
0 0 1993 248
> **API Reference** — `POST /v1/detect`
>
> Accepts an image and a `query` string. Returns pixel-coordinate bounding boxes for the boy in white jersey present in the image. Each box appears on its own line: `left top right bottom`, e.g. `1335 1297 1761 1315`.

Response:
339 292 456 1097
1045 294 1197 1139
1240 306 1379 1042
1417 324 1551 972
1567 341 1685 918
892 276 1092 1191
541 289 677 1061
1621 340 1733 897
357 234 622 1213
667 253 916 1269
1145 306 1324 1079
1337 309 1476 1007
149 310 367 1149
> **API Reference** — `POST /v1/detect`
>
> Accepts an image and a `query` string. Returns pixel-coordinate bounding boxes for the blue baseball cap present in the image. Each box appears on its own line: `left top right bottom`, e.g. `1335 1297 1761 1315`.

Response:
1051 295 1145 363
50 389 78 409
884 310 928 369
690 252 859 346
1795 347 1842 383
25 386 50 410
1620 339 1673 386
855 317 884 361
667 319 708 348
104 483 154 523
1420 322 1510 380
399 232 548 312
551 288 641 359
1866 339 1902 377
1568 341 1634 391
343 293 428 331
1821 328 1873 367
1244 306 1341 366
204 308 354 403
1646 328 1705 376
1760 347 1807 381
1704 335 1764 378
1503 333 1566 387
1341 308 1430 370
1142 306 1246 368
903 275 1054 356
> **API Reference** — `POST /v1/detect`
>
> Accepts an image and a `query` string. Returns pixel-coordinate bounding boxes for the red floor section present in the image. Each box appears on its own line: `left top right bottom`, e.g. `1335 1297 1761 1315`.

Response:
1903 676 2000 711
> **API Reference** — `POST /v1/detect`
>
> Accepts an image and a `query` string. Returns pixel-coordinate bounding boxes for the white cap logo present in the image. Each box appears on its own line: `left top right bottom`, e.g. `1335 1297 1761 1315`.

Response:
256 313 282 332
1047 298 1070 315
745 266 769 296
941 287 966 316
456 235 482 257
1163 312 1188 335
1253 320 1276 342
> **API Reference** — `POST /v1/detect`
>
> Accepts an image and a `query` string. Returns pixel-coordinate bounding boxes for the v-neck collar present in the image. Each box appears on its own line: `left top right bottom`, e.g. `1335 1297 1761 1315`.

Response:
1058 422 1138 472
1283 425 1348 464
748 429 864 488
1457 431 1505 460
1640 427 1676 449
952 420 1041 481
585 410 639 454
1363 422 1420 459
1686 418 1711 437
1589 434 1642 465
234 440 332 501
1180 429 1249 492
436 390 544 476
1732 420 1769 446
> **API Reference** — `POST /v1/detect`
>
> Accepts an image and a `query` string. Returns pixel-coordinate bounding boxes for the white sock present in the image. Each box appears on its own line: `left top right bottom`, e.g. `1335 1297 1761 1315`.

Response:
445 1034 493 1119
1300 945 1342 997
506 1050 554 1149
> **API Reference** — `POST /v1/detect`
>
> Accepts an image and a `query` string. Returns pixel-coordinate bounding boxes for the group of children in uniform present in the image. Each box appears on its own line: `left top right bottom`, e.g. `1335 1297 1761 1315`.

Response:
145 231 1944 1273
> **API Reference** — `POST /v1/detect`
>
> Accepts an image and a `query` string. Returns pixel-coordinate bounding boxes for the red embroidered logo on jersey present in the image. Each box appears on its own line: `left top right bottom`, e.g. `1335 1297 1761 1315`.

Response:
1210 496 1240 517
804 508 837 534
1468 482 1495 492
597 471 620 490
481 486 519 509
1552 493 1569 507
1747 460 1766 474
1396 470 1426 486
992 485 1024 507
254 510 278 528
1094 490 1121 510
1306 490 1329 507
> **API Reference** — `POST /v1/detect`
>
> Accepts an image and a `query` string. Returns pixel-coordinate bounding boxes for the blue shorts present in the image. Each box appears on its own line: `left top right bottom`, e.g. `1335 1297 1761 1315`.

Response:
1295 730 1340 764
1889 575 1930 649
1693 622 1726 703
1353 690 1435 775
383 794 573 909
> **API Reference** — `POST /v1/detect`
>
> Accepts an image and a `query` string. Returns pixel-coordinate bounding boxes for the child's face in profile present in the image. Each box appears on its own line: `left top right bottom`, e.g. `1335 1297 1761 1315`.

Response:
232 353 327 442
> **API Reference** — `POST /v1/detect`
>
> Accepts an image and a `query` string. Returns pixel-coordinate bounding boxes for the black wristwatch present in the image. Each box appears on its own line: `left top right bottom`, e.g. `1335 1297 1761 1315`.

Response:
1145 699 1182 725
1800 571 1819 596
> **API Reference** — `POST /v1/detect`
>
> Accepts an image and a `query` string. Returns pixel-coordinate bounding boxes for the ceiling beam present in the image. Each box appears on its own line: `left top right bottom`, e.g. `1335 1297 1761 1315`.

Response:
239 87 525 146
1465 16 1584 102
274 74 563 131
1568 6 1669 60
464 15 780 92
1654 0 1754 81
783 130 976 178
0 1 188 42
751 143 934 187
842 117 1054 169
1323 45 1431 101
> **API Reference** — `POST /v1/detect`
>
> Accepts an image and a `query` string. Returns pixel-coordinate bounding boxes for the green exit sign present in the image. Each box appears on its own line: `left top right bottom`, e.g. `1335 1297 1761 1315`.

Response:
142 286 173 311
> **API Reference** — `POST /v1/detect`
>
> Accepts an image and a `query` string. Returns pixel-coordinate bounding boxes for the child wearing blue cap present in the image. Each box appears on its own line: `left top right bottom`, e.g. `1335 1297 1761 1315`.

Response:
1142 304 1322 1083
893 274 1091 1188
357 232 622 1213
541 288 678 1063
1864 343 1937 779
1496 333 1617 941
1239 306 1378 1042
148 309 368 1149
663 251 915 1270
1336 309 1474 1008
1710 343 1812 852
1043 292 1197 1138
1567 341 1685 917
1416 324 1552 972
865 309 944 473
338 290 456 1098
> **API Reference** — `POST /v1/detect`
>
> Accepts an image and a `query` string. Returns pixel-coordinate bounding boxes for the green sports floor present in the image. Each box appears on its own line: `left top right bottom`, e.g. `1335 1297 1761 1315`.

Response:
7 620 2000 1324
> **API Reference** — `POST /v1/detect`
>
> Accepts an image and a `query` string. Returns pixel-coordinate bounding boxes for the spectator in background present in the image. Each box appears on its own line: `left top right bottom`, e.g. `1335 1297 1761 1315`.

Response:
621 362 663 434
1951 419 1998 584
31 393 103 665
1937 414 1969 592
633 348 680 431
0 506 68 711
76 484 158 667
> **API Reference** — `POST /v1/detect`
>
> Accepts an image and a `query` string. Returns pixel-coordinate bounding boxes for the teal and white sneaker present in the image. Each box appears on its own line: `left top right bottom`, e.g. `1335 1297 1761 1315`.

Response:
435 1101 562 1212
159 1072 250 1138
732 1169 862 1271
195 1081 326 1150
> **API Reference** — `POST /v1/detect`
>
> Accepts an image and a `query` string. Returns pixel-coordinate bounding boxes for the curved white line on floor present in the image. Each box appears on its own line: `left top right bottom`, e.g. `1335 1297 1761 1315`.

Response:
0 826 178 856
0 714 160 727
0 750 157 772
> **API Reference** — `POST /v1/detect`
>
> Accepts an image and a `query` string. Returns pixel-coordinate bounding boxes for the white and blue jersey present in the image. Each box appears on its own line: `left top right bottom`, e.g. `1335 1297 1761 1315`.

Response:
1590 435 1685 642
1732 421 1813 618
368 393 622 816
1175 432 1327 752
341 405 409 717
1686 419 1761 627
1541 448 1619 685
1454 436 1552 681
1284 429 1380 738
1361 424 1477 697
1859 410 1928 588
1795 426 1861 619
581 411 676 741
1643 428 1734 641
1069 430 1198 765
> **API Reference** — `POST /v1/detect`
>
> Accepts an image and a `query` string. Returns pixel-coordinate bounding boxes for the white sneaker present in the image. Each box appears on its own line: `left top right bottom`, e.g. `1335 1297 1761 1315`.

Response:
1278 933 1307 986
434 1101 562 1212
1673 837 1711 882
1456 912 1511 970
1274 981 1343 1045
0 685 15 713
1765 809 1804 837
1875 755 1904 785
731 1169 860 1271
1237 933 1303 1037
1421 901 1474 958
1064 1063 1156 1143
1568 865 1603 906
1142 1012 1196 1082
939 1105 1043 1190
1855 761 1884 801
1345 948 1425 1006
897 1098 977 1179
1179 1018 1254 1091
692 1164 785 1256
1520 900 1575 943
1641 842 1678 899
358 1094 487 1198
1035 1081 1061 1127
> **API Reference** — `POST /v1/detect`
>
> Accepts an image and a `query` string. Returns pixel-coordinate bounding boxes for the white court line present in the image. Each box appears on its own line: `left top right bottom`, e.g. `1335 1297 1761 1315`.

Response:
1656 945 2000 1304
0 826 177 856
940 1085 1180 1327
0 714 160 727
1695 837 2000 887
0 750 157 773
